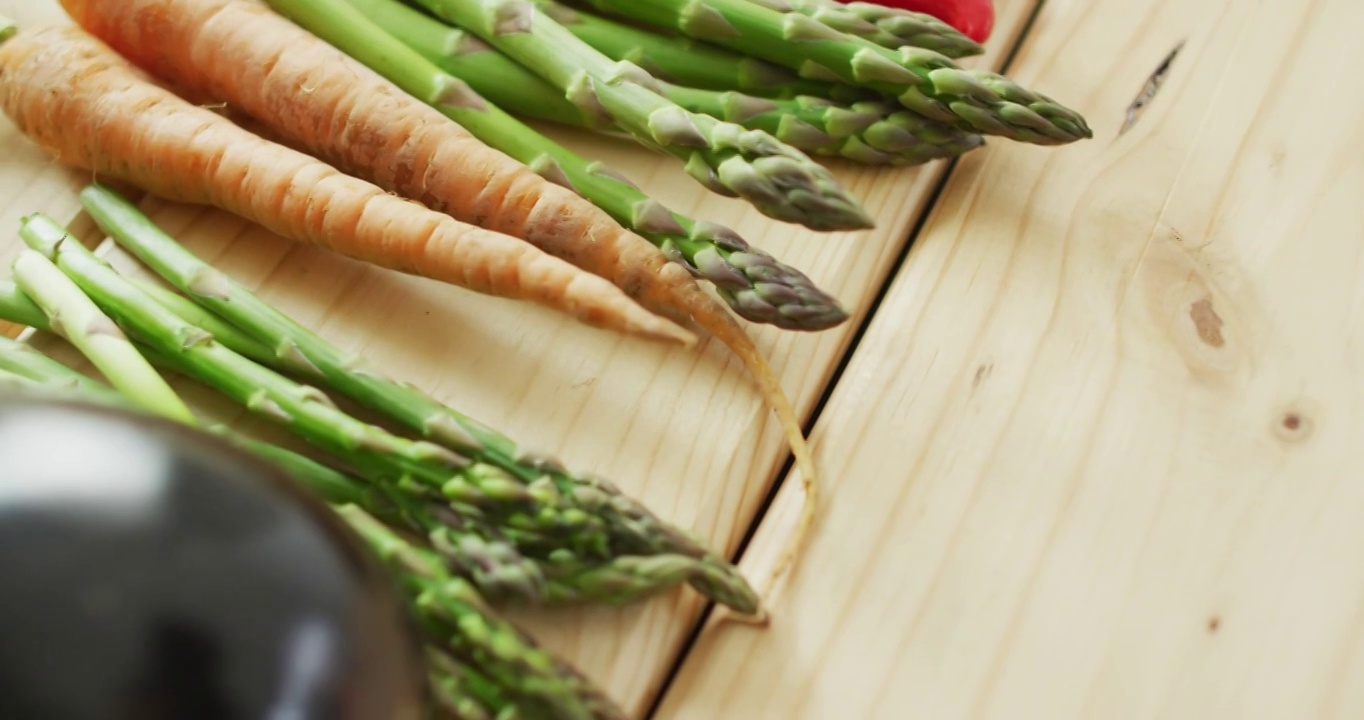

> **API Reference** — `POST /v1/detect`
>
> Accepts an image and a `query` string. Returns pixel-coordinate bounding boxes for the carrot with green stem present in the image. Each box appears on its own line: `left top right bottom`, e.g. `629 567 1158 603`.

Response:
0 24 691 348
62 0 824 601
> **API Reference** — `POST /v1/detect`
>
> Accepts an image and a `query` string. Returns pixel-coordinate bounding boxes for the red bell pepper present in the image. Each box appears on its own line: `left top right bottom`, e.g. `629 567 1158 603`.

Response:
846 0 995 44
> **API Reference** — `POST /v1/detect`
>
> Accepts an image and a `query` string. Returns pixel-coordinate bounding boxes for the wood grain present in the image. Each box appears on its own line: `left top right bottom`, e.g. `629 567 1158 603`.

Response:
0 0 1040 715
657 0 1364 717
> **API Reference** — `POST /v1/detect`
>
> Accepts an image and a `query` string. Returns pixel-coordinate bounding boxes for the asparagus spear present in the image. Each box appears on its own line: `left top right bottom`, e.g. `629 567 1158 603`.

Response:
81 183 761 614
2 266 759 615
299 0 849 331
0 276 47 329
425 647 510 720
0 277 557 603
0 336 132 407
0 339 551 719
530 0 845 98
10 248 195 423
0 338 379 514
742 0 984 57
574 0 1092 145
386 0 876 230
664 85 983 165
342 504 626 720
357 0 977 167
18 213 622 553
1 308 738 616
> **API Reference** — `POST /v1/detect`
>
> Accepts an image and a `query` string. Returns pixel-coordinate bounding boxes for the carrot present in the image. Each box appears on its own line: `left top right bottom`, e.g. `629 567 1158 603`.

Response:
63 0 824 607
0 24 694 347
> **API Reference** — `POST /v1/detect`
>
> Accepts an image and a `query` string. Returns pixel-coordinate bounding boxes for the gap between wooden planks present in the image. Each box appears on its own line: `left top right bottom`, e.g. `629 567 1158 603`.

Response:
656 0 1364 717
0 0 1036 716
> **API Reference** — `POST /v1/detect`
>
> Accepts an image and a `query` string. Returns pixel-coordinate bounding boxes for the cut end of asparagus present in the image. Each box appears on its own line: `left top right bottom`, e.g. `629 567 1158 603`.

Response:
0 15 16 45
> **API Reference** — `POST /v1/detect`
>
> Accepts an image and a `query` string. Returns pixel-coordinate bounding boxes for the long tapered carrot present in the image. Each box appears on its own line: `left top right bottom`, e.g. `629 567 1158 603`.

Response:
62 0 824 602
0 24 693 347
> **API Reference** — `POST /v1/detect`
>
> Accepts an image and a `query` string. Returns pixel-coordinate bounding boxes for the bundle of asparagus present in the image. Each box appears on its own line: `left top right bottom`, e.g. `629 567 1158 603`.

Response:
567 0 1091 144
0 185 770 718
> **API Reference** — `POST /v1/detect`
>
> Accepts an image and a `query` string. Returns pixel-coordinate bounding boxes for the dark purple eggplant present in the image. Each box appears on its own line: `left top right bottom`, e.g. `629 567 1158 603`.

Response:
0 398 426 720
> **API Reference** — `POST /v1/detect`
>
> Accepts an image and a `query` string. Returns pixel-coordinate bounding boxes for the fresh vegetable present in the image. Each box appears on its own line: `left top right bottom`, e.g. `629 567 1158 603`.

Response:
5 270 760 623
342 505 627 720
744 0 985 56
10 248 194 423
0 244 726 717
79 183 761 614
0 277 46 329
0 328 667 717
0 22 690 347
0 397 428 720
571 0 1089 144
664 85 985 164
352 0 981 167
324 0 853 331
17 214 613 557
532 0 839 98
63 0 822 584
846 0 996 44
388 0 875 231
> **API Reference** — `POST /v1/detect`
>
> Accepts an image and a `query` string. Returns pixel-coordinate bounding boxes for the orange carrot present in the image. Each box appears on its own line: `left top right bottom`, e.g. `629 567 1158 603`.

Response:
0 24 692 346
64 0 823 603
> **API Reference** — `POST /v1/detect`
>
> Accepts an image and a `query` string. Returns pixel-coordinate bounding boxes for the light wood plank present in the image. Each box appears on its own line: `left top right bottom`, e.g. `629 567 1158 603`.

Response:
658 0 1364 717
0 1 1036 713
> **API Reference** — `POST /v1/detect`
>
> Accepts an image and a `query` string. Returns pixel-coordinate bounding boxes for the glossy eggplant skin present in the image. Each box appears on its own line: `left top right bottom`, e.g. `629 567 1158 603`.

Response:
0 399 425 720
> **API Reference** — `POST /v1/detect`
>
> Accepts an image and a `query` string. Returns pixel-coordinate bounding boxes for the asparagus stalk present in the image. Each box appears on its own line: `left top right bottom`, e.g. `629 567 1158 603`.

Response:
360 0 976 167
574 0 1092 145
742 0 984 57
19 213 624 554
81 183 761 615
2 267 758 615
385 0 875 231
0 336 132 408
0 276 48 329
531 0 846 98
0 306 734 615
10 247 195 423
312 0 850 330
341 504 626 720
0 337 543 720
425 648 510 720
0 277 553 602
0 338 379 513
130 277 280 365
665 85 983 165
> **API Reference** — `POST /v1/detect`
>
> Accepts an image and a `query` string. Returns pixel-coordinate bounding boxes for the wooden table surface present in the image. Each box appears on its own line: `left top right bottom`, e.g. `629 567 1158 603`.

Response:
5 0 1364 718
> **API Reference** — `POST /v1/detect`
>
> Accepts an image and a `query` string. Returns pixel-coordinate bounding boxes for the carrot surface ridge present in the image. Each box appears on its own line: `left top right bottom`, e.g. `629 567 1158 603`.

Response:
0 24 692 346
60 0 823 601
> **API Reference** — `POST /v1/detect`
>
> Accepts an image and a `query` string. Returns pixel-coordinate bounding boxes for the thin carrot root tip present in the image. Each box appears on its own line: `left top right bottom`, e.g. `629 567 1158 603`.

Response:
706 315 821 616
